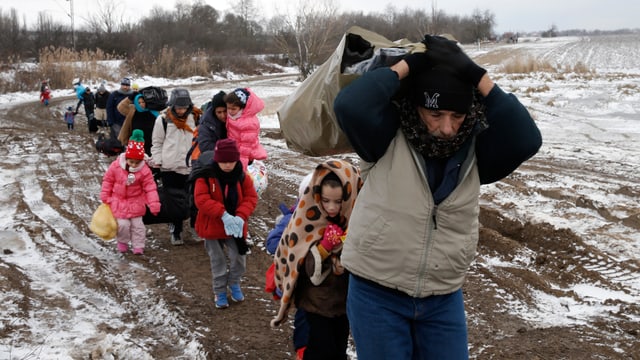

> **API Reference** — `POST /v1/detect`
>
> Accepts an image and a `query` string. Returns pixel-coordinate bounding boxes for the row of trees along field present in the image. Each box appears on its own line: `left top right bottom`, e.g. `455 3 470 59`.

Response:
0 0 496 83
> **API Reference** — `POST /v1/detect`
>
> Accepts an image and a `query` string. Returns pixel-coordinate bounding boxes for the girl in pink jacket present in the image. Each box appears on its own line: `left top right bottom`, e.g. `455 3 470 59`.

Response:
100 129 161 255
224 88 268 170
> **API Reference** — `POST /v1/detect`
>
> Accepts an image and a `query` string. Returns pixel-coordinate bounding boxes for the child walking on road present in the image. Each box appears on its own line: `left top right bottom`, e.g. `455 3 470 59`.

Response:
193 138 258 309
271 159 362 360
100 130 161 255
64 106 75 130
40 86 51 106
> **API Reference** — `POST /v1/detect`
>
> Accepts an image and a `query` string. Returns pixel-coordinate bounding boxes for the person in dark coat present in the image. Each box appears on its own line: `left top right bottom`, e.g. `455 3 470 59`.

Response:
94 83 111 127
83 87 97 132
186 90 228 239
106 78 133 138
197 90 228 152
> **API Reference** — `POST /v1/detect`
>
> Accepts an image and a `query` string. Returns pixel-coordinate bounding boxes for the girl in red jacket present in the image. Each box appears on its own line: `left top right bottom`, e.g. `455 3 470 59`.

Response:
100 130 160 255
193 138 258 309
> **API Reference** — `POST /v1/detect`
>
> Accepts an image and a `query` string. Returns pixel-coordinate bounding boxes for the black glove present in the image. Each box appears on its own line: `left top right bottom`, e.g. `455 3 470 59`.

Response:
402 51 432 76
423 35 487 87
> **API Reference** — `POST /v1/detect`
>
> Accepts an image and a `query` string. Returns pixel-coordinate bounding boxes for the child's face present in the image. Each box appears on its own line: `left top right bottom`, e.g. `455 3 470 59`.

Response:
137 97 147 108
226 104 242 117
126 158 142 167
321 184 343 218
218 161 236 172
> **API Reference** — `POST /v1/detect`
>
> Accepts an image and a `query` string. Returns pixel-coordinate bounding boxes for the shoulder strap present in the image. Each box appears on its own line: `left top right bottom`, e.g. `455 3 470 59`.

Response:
185 140 198 167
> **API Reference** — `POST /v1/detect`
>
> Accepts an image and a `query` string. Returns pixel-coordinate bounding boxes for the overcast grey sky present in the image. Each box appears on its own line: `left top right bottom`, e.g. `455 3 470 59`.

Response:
6 0 639 34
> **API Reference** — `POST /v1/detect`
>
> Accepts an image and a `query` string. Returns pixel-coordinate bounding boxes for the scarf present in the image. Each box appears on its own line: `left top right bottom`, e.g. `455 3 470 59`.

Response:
271 159 363 327
212 162 244 215
398 90 488 159
165 106 203 133
133 94 160 118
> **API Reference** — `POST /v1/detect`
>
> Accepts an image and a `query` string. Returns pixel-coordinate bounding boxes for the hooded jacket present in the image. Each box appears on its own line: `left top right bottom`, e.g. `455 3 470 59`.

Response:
225 88 268 170
197 104 227 153
117 95 158 155
100 153 160 219
150 108 198 175
334 67 542 297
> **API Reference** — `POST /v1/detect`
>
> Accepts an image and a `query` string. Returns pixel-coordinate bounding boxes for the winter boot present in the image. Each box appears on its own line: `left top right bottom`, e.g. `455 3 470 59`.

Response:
230 284 245 302
215 292 229 309
117 242 128 253
132 248 144 255
169 224 183 246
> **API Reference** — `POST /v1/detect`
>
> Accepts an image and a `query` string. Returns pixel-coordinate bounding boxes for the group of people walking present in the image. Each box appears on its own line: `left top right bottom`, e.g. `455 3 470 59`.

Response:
94 32 542 360
98 79 269 313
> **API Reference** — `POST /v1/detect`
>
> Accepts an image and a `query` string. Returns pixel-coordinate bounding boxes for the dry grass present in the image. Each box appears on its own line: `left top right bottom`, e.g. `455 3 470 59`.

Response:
567 61 594 74
128 46 209 78
500 55 557 73
127 49 282 79
499 55 596 77
0 47 123 93
618 83 638 95
1 45 286 94
523 84 551 94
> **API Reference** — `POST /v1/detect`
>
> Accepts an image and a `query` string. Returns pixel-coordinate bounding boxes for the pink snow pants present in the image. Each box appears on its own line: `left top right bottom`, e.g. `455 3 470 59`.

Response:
116 216 146 250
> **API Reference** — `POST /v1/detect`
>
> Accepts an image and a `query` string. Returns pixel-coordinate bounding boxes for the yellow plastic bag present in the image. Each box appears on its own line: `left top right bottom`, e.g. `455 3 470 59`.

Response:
89 203 117 241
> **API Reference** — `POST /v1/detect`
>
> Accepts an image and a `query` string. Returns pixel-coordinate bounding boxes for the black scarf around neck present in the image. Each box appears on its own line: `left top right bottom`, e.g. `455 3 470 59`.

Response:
212 162 244 215
397 90 488 159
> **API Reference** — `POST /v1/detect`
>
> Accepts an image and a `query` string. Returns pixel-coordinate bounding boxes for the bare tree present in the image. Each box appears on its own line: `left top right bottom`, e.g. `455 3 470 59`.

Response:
238 0 258 36
271 0 339 80
0 8 26 60
32 13 68 56
83 0 126 34
467 8 495 42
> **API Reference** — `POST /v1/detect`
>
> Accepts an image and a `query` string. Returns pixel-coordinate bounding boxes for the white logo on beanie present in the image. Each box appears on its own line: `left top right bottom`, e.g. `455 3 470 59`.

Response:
423 92 440 109
234 89 248 105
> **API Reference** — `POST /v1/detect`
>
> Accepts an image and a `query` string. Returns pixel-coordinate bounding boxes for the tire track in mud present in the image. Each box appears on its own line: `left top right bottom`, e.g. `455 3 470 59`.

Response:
0 98 207 358
467 149 640 358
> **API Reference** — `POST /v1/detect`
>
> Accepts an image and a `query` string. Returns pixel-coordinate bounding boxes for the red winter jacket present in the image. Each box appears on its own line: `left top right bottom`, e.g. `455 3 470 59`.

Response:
193 172 258 240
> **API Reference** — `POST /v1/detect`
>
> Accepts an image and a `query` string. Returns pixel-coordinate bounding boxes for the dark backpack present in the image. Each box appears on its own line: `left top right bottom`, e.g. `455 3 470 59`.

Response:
95 133 124 156
139 86 168 111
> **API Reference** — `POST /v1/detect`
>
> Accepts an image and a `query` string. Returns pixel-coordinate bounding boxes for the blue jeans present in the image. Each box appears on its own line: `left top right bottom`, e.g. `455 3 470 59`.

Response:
347 274 469 360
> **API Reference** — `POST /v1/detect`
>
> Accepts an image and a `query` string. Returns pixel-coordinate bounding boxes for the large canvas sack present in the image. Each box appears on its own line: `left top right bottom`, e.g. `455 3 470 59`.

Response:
277 26 424 156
